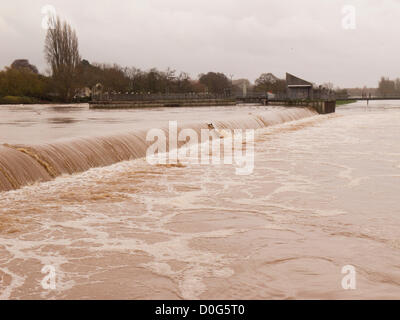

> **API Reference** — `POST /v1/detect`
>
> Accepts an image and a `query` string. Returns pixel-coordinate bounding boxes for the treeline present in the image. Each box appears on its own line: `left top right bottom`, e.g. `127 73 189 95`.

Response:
78 66 289 96
378 77 400 97
0 57 291 103
0 66 49 103
0 59 351 104
78 61 231 95
0 58 243 103
253 73 286 93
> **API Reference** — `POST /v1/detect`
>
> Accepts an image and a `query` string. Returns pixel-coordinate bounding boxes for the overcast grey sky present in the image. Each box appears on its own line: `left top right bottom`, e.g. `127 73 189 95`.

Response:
0 0 399 87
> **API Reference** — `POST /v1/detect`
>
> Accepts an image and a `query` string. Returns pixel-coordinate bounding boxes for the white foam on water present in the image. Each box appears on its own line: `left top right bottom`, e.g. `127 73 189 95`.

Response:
1 105 400 299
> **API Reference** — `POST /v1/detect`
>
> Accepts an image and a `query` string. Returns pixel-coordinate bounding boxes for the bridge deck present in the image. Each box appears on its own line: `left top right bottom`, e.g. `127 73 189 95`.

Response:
339 97 400 101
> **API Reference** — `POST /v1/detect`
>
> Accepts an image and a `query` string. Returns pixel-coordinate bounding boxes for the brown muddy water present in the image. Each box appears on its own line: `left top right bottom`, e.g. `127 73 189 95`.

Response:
0 102 399 299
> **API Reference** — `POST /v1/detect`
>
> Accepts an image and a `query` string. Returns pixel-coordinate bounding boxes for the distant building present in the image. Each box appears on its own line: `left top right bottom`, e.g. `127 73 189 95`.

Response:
232 79 251 97
91 83 104 100
286 73 335 100
286 73 313 100
75 87 92 99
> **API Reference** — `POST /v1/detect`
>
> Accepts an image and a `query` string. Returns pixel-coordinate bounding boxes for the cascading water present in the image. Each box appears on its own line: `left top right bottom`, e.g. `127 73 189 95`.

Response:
0 107 317 192
1 101 400 300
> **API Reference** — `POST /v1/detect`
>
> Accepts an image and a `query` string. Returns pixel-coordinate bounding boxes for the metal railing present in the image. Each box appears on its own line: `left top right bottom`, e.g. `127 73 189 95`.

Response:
92 92 233 102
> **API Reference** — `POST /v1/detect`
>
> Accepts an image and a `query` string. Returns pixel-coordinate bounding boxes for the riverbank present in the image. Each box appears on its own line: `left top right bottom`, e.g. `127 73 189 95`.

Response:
0 96 41 104
336 100 357 106
0 96 90 105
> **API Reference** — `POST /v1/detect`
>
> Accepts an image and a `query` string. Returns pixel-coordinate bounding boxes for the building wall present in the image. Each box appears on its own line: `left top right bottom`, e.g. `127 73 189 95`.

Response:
287 87 311 100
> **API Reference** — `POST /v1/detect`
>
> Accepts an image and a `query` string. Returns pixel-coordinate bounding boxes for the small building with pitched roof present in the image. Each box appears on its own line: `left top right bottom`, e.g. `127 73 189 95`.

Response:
286 73 313 100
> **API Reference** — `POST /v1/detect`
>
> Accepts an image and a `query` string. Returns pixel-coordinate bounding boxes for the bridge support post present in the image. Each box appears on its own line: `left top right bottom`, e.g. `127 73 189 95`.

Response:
313 100 336 114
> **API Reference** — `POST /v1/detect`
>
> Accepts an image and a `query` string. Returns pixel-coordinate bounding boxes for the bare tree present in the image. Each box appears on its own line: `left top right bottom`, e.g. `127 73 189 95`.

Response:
44 15 81 101
322 82 334 90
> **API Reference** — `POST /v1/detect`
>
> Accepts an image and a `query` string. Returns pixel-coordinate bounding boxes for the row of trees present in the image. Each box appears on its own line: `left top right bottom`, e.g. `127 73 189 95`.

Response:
253 73 286 93
377 77 400 97
0 58 247 102
0 66 49 99
79 62 209 94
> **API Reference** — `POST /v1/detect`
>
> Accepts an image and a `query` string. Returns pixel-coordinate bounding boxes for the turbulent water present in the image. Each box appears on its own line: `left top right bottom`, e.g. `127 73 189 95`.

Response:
0 102 399 299
0 105 314 192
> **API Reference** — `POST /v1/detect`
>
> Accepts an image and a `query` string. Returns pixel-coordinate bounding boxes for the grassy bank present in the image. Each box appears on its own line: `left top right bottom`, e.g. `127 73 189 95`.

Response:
0 96 88 105
336 100 357 106
0 96 40 104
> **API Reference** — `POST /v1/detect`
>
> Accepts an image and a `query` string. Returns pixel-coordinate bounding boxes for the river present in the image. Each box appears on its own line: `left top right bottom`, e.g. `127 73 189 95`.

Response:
0 101 399 299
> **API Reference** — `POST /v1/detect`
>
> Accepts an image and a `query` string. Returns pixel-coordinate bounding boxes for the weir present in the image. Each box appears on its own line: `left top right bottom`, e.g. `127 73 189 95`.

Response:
0 108 317 192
